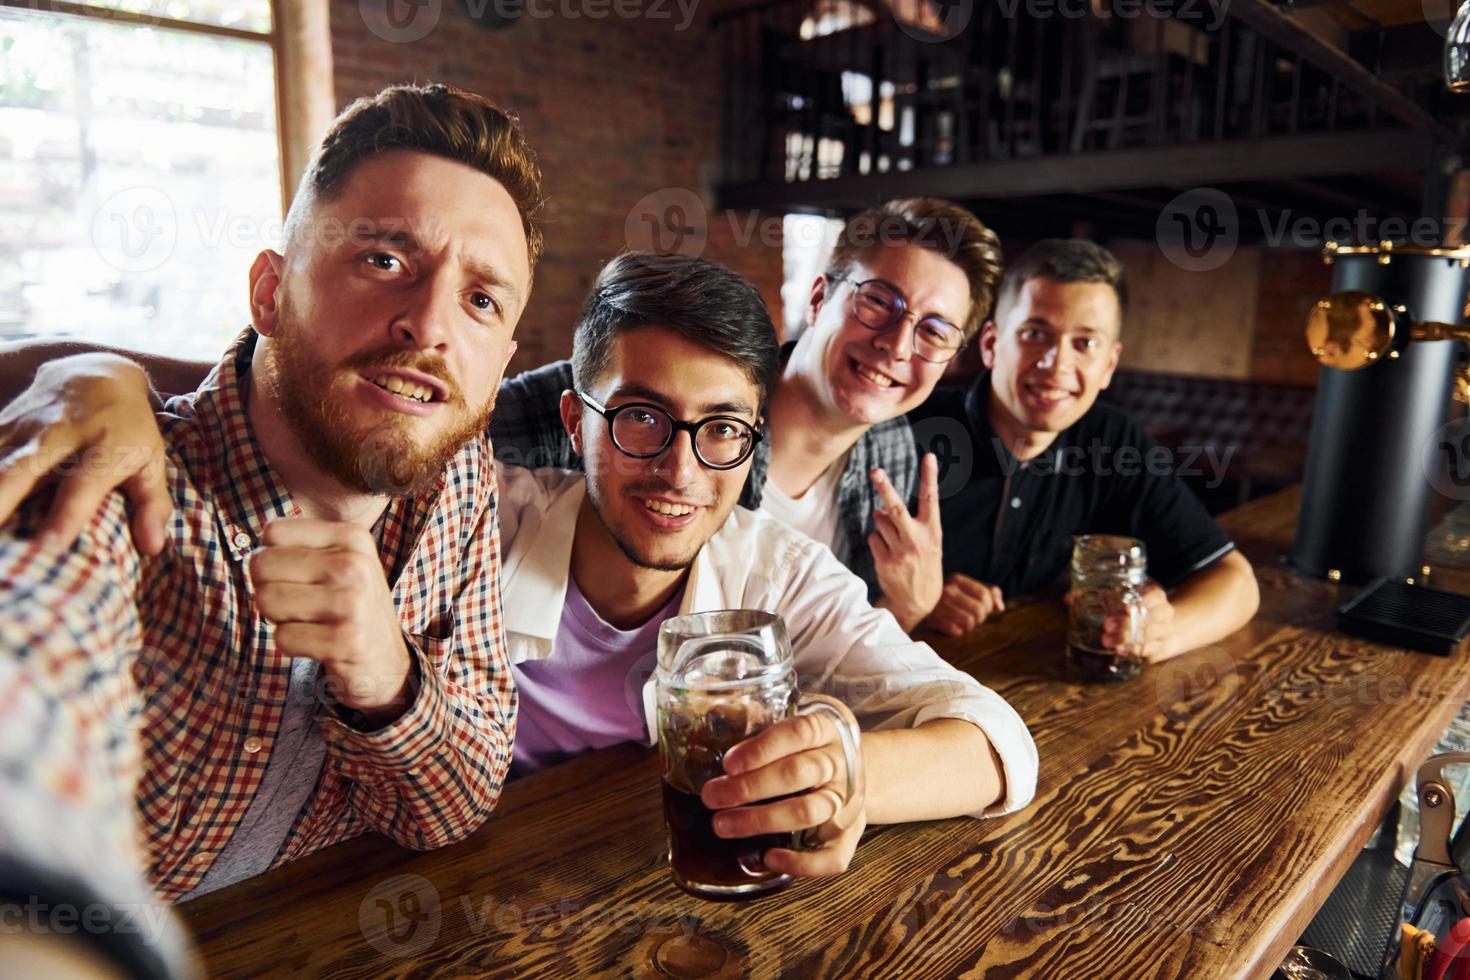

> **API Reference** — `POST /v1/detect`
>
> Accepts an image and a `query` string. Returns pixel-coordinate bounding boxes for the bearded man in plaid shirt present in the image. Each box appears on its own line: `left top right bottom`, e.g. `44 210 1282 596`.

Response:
0 81 539 929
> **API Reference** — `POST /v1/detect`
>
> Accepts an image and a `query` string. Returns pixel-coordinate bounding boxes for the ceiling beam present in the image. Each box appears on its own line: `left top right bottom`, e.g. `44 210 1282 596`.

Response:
1225 0 1457 142
715 130 1431 212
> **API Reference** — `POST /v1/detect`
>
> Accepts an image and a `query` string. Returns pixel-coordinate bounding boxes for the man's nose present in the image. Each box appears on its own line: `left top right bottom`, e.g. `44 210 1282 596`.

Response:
1037 339 1073 374
654 428 702 486
873 310 917 362
391 274 455 351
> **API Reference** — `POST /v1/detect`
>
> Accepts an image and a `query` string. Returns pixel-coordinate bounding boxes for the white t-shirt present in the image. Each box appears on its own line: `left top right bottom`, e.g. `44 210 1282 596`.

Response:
759 454 848 563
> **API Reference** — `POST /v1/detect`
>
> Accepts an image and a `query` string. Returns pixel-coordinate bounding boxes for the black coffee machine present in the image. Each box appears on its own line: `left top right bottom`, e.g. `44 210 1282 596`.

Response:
1287 242 1470 586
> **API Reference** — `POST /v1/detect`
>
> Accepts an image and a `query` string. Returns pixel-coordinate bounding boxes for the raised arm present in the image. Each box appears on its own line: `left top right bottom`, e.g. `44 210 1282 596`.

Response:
0 353 172 554
0 349 584 554
0 339 211 403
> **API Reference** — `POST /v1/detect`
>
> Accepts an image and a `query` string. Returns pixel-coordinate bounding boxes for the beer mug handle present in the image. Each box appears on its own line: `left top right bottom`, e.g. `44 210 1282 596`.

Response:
794 694 864 835
1124 589 1149 655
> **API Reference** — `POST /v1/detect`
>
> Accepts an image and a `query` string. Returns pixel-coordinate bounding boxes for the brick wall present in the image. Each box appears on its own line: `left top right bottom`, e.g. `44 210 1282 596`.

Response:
1108 242 1327 387
1250 248 1332 387
329 0 784 373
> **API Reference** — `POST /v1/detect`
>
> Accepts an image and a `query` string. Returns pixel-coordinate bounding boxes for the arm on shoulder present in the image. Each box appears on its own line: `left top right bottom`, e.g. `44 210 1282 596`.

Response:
1 339 210 404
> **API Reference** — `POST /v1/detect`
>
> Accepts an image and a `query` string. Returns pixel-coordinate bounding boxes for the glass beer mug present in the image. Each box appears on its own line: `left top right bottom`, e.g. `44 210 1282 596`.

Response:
1067 535 1150 682
655 610 863 899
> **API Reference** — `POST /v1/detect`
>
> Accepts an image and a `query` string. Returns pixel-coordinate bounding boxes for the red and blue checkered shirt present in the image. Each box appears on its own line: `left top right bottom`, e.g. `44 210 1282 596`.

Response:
0 329 516 902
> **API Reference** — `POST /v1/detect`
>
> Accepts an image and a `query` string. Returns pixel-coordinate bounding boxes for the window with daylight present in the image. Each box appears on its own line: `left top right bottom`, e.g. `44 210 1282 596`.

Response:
0 0 283 360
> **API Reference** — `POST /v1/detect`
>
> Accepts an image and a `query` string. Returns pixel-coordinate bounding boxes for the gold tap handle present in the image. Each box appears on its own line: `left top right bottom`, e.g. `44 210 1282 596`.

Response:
1411 322 1470 404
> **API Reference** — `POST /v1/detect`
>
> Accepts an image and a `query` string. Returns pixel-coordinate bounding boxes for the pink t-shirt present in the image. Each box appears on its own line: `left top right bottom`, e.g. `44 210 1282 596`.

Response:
510 575 685 775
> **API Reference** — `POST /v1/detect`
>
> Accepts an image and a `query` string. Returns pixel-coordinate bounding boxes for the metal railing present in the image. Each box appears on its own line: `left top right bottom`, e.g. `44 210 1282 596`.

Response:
714 0 1395 187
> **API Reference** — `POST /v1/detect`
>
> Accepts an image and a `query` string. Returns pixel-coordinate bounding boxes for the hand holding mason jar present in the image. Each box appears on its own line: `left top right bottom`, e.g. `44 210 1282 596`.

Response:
1067 535 1152 681
656 610 867 899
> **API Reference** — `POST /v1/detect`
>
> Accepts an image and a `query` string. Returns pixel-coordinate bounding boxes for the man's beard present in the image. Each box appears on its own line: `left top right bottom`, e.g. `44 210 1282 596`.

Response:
264 308 496 496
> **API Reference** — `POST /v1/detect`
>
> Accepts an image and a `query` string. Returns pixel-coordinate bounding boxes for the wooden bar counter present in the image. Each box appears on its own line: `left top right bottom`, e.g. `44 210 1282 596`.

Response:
181 487 1470 978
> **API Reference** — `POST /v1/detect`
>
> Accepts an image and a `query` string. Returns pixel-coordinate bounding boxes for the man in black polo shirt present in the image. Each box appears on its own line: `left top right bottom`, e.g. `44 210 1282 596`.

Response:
907 240 1259 662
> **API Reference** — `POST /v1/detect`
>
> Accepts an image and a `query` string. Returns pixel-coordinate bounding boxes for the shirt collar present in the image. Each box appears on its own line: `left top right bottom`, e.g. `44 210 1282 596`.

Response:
501 476 585 640
500 472 730 638
170 329 303 561
678 541 726 616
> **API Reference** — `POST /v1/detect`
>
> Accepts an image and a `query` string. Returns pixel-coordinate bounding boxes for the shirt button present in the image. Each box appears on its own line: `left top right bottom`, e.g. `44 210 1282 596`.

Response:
1010 496 1023 509
232 530 252 550
244 736 263 754
191 852 212 865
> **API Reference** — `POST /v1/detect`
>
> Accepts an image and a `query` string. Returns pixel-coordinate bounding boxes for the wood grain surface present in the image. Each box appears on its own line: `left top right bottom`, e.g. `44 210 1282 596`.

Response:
180 486 1470 978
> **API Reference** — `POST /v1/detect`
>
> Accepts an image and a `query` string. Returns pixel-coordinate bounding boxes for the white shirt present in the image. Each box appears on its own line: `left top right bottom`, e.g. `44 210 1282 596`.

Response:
758 454 848 563
494 463 1039 817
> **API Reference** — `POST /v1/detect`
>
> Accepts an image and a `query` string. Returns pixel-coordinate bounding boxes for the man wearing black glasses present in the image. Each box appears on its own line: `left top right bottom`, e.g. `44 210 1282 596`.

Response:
493 252 1037 877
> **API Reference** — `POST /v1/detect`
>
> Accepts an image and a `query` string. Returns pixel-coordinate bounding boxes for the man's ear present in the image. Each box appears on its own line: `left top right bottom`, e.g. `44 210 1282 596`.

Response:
249 250 286 337
1100 341 1123 390
806 274 830 328
559 389 585 456
978 319 999 370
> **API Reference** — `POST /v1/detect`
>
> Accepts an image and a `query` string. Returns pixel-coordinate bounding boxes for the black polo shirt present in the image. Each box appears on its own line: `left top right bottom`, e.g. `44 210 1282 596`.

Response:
907 374 1235 598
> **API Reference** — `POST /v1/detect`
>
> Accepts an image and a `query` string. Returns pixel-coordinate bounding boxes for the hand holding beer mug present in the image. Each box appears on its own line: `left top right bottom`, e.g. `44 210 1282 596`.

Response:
656 610 866 899
1067 535 1150 681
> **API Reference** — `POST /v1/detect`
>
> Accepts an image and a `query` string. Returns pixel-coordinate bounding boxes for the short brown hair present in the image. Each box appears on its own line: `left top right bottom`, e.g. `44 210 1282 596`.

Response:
996 239 1128 321
824 198 1003 339
290 82 544 273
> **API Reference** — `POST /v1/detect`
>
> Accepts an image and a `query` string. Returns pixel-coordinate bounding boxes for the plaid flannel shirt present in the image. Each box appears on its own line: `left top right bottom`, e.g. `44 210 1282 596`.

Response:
0 329 515 902
489 354 919 601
